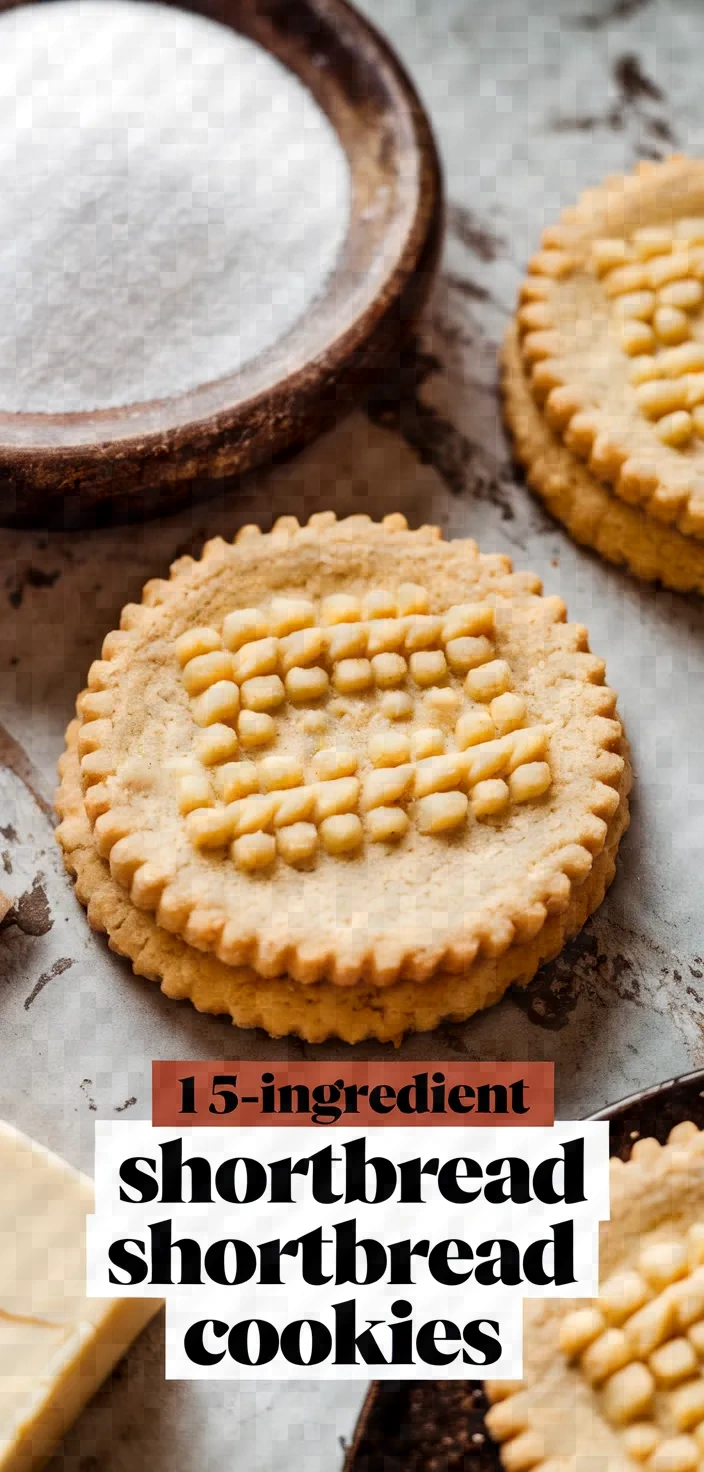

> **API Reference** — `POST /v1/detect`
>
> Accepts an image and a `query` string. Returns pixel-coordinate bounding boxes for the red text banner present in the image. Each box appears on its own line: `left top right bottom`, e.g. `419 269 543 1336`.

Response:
152 1061 554 1127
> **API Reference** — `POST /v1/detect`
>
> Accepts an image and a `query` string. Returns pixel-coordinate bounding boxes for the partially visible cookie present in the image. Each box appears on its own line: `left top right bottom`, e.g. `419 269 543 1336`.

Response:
485 1122 704 1472
505 155 704 591
55 511 630 1041
503 323 704 594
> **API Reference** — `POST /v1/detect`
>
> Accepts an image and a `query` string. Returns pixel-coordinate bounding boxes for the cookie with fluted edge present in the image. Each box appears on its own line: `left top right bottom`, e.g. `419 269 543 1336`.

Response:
55 511 630 1041
503 322 704 594
485 1121 704 1472
510 155 704 578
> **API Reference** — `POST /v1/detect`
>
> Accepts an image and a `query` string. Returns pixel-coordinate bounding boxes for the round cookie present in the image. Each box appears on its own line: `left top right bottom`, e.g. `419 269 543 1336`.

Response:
55 512 630 1040
503 322 704 594
514 155 704 554
486 1122 704 1472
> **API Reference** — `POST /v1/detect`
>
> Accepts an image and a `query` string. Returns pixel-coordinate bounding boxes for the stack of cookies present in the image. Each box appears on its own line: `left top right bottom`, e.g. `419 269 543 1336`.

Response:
56 512 629 1043
503 154 704 594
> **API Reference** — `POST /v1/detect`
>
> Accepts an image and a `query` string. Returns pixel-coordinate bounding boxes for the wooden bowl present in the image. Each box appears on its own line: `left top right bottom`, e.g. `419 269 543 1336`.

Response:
0 0 443 527
345 1069 704 1472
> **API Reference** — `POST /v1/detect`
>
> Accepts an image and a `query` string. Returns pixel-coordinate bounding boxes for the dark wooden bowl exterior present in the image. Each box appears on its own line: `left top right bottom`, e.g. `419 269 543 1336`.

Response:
345 1069 704 1472
0 0 443 526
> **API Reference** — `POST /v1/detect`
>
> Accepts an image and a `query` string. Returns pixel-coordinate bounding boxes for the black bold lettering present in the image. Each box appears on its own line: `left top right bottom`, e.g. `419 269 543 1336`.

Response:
476 1083 508 1113
108 1238 148 1285
260 1073 276 1113
215 1156 267 1204
204 1238 257 1286
533 1138 585 1205
228 1320 279 1366
462 1319 502 1365
343 1138 396 1204
369 1084 396 1114
416 1319 461 1366
334 1218 387 1285
119 1156 158 1203
398 1157 438 1203
280 1320 332 1366
333 1299 389 1366
388 1238 429 1283
184 1319 228 1366
269 1157 297 1204
309 1146 342 1204
258 1239 284 1285
310 1082 343 1125
160 1138 212 1204
284 1226 332 1285
278 1084 310 1116
448 1085 475 1114
437 1157 482 1204
342 1083 367 1114
474 1239 521 1286
396 1073 429 1115
523 1221 575 1286
389 1299 414 1364
484 1157 531 1204
428 1239 473 1286
149 1219 202 1285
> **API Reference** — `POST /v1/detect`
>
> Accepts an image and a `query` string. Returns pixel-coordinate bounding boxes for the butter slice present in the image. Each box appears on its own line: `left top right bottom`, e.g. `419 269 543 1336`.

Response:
0 1120 161 1470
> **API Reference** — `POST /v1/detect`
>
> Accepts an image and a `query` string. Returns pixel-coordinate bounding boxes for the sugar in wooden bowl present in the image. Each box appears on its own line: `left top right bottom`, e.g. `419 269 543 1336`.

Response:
0 0 442 526
0 0 350 413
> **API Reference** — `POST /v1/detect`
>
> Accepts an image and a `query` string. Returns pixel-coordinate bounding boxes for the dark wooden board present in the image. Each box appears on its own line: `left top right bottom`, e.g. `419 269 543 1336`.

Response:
0 0 443 525
346 1069 704 1472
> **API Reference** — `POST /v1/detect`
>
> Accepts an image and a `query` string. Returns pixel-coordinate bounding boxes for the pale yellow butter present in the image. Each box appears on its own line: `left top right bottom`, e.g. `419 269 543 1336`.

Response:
0 1120 161 1470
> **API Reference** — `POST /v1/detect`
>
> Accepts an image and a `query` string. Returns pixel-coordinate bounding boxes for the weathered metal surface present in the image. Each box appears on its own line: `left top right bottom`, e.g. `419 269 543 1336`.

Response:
1 0 703 1464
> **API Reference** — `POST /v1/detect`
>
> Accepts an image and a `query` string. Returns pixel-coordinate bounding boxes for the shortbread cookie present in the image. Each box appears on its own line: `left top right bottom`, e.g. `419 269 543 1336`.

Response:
56 714 628 1042
485 1122 704 1472
515 156 704 548
55 512 629 1039
503 323 704 594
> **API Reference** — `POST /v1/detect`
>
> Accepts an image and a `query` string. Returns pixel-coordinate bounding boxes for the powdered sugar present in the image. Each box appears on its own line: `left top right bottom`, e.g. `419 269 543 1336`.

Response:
0 0 350 412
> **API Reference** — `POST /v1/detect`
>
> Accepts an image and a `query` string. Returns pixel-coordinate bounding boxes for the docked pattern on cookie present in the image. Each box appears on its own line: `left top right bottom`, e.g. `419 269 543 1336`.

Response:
513 158 704 541
175 586 553 872
488 1223 704 1472
593 221 704 448
485 1123 704 1472
558 1226 704 1457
